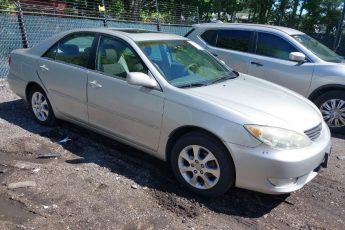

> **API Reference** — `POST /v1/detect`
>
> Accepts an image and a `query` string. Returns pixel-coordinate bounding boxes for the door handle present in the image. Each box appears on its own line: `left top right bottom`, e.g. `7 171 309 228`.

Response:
250 61 263 67
39 64 49 71
211 52 218 57
89 80 102 88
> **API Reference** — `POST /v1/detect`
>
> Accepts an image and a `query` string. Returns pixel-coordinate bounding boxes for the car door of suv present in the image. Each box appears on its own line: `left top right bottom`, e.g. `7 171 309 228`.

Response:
37 32 95 122
87 35 164 151
247 32 314 96
199 29 253 73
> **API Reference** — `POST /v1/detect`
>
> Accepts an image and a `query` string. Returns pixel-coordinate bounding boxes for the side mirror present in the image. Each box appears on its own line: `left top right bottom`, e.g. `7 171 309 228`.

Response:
289 52 306 62
127 72 158 88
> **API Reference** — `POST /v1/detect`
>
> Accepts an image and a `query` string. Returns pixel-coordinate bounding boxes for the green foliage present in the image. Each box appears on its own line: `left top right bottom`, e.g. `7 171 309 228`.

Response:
0 0 16 11
182 0 344 37
1 0 344 37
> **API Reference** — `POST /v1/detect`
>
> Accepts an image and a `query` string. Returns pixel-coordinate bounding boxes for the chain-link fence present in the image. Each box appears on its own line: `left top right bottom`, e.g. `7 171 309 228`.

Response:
0 0 198 77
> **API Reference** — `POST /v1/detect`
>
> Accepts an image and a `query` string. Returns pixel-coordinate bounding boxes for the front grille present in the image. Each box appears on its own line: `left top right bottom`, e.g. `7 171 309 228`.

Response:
304 123 322 141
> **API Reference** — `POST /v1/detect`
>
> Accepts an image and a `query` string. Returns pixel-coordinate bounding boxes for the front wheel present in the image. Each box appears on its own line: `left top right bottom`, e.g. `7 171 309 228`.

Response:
314 90 345 133
170 132 235 197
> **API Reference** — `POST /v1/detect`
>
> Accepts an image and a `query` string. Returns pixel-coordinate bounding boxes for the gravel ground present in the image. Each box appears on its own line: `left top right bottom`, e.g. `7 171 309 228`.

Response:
0 80 344 230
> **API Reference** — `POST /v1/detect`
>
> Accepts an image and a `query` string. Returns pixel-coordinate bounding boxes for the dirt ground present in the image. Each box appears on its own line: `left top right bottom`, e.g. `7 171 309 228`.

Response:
0 80 344 230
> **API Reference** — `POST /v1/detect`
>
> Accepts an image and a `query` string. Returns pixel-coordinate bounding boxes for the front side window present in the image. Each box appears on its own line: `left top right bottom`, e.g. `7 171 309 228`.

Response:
256 33 298 60
138 40 236 88
53 33 95 68
96 36 148 79
216 30 251 52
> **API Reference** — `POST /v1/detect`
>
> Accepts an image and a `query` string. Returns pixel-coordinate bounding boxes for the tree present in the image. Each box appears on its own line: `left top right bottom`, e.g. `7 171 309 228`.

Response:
122 0 147 21
300 0 323 34
322 0 341 34
287 0 299 28
0 0 16 11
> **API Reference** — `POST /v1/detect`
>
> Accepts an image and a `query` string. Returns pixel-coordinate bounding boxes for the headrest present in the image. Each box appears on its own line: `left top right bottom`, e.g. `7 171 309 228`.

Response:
105 49 118 62
100 48 118 65
59 44 79 55
143 46 152 56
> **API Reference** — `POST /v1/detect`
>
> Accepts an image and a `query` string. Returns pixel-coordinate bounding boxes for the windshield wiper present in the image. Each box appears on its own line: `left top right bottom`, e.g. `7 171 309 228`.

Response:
208 73 236 85
177 82 208 88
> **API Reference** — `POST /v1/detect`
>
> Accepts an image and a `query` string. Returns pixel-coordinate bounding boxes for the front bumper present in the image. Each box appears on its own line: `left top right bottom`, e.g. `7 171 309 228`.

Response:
225 122 332 194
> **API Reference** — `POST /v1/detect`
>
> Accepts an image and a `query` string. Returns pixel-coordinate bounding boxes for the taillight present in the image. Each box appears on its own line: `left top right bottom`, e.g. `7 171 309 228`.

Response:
8 56 11 65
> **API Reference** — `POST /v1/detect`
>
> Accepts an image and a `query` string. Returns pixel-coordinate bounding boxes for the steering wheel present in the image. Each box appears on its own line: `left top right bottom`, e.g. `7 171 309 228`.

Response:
184 63 199 72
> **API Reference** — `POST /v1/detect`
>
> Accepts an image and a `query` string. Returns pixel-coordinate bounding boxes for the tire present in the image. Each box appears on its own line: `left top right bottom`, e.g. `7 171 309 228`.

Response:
170 131 235 197
314 90 345 134
28 85 56 126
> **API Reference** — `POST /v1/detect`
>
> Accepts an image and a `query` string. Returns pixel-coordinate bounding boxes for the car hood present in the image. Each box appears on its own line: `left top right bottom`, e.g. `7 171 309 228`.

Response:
187 74 322 132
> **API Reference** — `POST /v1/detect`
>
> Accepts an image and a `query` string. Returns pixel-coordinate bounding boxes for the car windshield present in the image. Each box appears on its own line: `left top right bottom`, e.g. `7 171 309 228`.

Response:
292 34 344 63
137 40 236 88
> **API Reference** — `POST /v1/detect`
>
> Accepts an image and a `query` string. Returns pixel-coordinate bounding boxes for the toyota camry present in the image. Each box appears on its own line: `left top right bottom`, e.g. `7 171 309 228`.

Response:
8 28 332 197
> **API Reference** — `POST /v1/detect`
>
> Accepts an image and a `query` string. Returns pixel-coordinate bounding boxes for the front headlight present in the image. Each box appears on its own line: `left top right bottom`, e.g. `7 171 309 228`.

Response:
244 125 311 150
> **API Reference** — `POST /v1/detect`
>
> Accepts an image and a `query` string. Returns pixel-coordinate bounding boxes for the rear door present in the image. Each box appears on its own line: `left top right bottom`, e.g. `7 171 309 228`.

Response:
199 29 253 73
247 32 314 96
87 35 164 150
37 32 95 122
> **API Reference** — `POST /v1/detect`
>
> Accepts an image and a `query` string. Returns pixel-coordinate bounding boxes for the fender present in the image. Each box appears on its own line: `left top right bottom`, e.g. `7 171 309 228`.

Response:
308 84 345 101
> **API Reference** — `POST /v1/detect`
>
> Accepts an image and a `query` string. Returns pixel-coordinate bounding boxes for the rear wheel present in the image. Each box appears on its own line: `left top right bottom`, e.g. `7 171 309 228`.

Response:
28 86 55 126
170 131 235 197
314 90 345 133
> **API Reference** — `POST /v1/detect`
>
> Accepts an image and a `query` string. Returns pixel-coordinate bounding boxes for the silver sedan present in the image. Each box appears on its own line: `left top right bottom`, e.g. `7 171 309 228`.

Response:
8 28 332 197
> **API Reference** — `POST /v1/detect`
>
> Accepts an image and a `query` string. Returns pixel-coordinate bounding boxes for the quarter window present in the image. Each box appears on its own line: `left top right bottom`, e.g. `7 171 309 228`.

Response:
256 33 298 60
43 44 57 59
96 36 148 79
216 30 251 52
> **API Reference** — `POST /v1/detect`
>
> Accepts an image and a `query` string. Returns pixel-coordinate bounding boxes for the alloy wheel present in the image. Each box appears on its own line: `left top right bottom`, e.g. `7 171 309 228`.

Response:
320 99 345 128
178 145 220 190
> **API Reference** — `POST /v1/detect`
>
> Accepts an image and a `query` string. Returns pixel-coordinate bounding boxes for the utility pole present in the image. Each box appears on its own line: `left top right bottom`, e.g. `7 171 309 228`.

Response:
99 0 107 27
333 1 345 52
217 0 221 20
197 6 200 24
155 0 161 31
15 0 28 48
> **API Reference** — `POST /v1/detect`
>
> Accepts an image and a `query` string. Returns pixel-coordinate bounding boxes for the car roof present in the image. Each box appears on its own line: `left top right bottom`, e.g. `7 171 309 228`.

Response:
27 27 188 56
192 23 304 35
62 27 187 42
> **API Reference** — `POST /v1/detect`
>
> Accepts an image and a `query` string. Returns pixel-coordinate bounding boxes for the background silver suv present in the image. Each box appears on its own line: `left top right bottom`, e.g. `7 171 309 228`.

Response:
186 23 345 133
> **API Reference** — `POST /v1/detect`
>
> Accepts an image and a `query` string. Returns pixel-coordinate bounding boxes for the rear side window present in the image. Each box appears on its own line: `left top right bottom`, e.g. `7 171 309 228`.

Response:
44 33 95 68
256 33 298 60
216 30 251 52
200 30 217 46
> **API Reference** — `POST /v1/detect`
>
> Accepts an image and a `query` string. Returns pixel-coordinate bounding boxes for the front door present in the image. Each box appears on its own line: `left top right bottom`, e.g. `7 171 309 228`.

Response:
87 35 164 150
247 32 314 96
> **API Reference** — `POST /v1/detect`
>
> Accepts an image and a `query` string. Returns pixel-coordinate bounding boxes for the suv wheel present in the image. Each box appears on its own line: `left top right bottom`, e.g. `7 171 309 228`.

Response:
314 90 345 133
